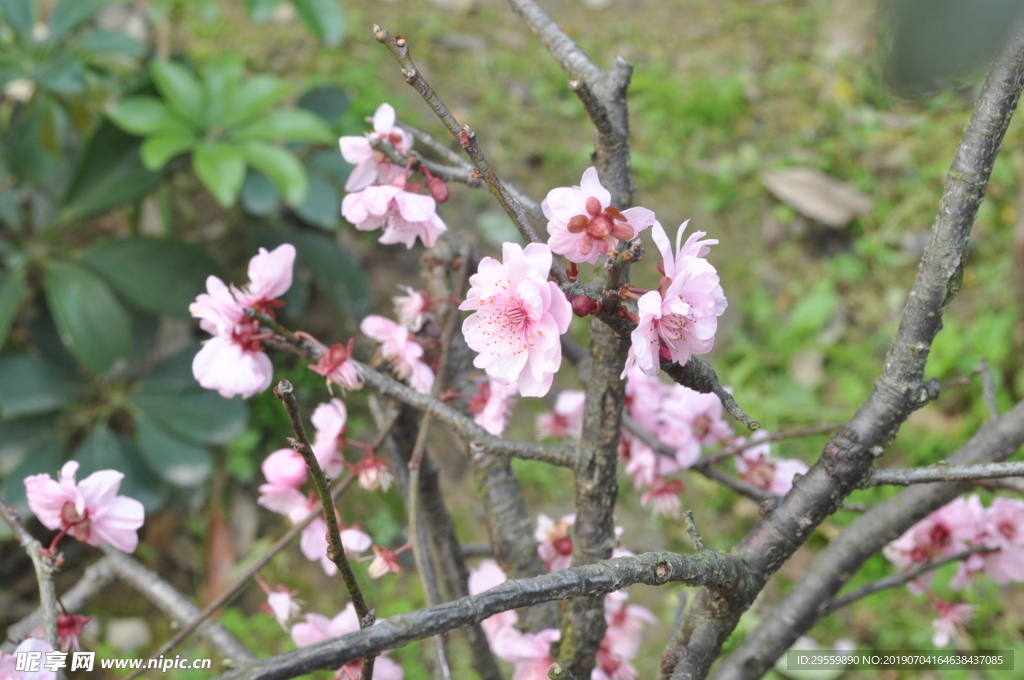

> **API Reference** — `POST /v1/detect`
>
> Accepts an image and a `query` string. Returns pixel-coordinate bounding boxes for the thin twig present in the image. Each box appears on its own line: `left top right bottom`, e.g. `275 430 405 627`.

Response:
683 511 706 552
865 460 1024 487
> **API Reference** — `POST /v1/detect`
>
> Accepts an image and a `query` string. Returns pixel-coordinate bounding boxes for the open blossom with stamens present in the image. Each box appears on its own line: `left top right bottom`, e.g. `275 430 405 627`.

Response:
342 183 447 249
542 167 657 264
24 461 144 553
460 242 572 397
361 315 435 393
536 513 576 572
339 102 413 191
622 221 727 377
536 389 585 440
190 244 295 398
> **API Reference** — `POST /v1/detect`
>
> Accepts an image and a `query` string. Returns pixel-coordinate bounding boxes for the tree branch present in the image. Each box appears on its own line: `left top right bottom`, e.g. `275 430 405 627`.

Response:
865 460 1024 486
0 496 60 657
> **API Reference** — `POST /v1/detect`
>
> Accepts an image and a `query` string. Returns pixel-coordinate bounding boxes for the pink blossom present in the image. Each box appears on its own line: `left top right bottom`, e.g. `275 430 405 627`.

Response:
468 560 517 641
460 242 572 397
596 591 657 680
299 335 363 392
622 221 727 377
233 244 296 310
57 613 90 652
491 627 560 680
292 604 404 680
262 448 308 489
734 434 808 496
339 103 413 192
470 377 518 436
394 286 431 331
953 497 1024 587
24 461 144 553
191 318 274 399
536 513 575 572
265 589 303 628
0 638 56 680
640 477 685 518
342 183 447 249
360 315 435 394
542 167 657 264
368 545 402 578
931 601 975 647
623 442 680 490
659 383 732 448
310 399 349 478
535 390 585 440
353 453 394 492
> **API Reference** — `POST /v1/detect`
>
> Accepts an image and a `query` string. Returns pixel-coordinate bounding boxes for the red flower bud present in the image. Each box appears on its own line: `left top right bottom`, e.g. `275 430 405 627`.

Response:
428 176 450 203
571 295 594 317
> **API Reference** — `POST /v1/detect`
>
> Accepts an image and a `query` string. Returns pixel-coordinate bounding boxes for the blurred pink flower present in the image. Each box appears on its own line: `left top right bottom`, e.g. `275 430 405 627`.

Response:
24 461 144 553
931 601 975 647
468 559 517 641
491 627 560 680
460 242 572 397
542 167 657 264
262 448 307 489
394 286 431 331
470 377 518 436
734 432 808 496
536 513 575 572
536 390 585 440
360 315 435 394
596 591 657 680
339 103 413 192
265 589 303 628
311 399 349 478
640 477 685 518
233 244 296 311
368 545 402 578
353 453 394 492
0 638 56 680
622 221 726 377
292 604 404 679
342 184 447 249
299 335 363 393
660 384 732 448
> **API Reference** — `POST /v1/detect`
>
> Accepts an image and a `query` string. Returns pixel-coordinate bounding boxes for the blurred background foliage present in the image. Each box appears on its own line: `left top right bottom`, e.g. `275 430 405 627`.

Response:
1 0 1023 678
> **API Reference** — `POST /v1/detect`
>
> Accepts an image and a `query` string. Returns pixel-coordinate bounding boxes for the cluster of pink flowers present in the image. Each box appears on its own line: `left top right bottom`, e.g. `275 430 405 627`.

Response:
360 313 435 394
733 432 808 497
256 398 394 576
291 604 404 680
468 556 655 680
884 495 1024 646
190 244 295 398
340 103 448 248
24 461 145 553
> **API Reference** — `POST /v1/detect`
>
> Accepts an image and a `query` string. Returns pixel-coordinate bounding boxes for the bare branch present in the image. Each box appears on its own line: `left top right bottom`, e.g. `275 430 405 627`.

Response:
865 460 1024 487
0 496 60 655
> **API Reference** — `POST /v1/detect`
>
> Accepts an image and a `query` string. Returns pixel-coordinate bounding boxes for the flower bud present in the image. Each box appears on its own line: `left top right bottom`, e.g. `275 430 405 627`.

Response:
427 176 450 203
571 295 595 317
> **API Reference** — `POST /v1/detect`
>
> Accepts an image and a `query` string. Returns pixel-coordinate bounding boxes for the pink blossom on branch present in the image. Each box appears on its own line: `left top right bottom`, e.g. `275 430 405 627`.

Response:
360 315 435 394
622 221 727 378
535 389 585 440
339 102 414 192
460 242 572 398
24 461 145 553
291 604 404 680
470 376 518 436
542 167 657 264
342 183 447 249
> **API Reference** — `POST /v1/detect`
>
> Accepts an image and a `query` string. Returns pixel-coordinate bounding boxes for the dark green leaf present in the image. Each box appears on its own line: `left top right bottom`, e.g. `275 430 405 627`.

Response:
130 388 247 445
298 85 349 126
140 132 196 170
80 236 221 317
241 142 307 206
150 60 203 127
34 53 87 94
125 312 160 372
293 172 338 229
291 0 346 47
0 414 57 469
308 148 351 182
5 101 56 183
233 109 334 144
137 346 203 393
221 75 291 129
194 142 246 207
291 228 369 318
49 0 117 43
1 438 64 512
59 117 166 223
106 96 192 136
241 170 280 216
0 0 36 45
76 30 146 57
0 354 87 419
134 412 213 487
0 271 27 348
43 261 133 375
75 423 168 512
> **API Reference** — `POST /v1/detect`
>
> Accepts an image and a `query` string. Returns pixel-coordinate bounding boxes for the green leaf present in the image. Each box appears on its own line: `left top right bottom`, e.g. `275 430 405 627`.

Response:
293 172 338 229
43 261 133 375
291 228 369 318
221 75 291 129
241 170 280 216
233 108 334 144
0 414 57 469
244 0 281 23
75 423 169 512
107 96 192 136
241 142 307 206
137 346 203 392
291 0 346 47
34 53 86 94
298 85 349 126
0 271 27 348
140 132 196 170
49 0 116 43
79 236 222 317
77 30 146 57
199 55 245 127
59 117 166 223
0 354 88 419
193 142 246 207
0 0 36 45
150 60 203 127
130 388 247 445
134 412 213 487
